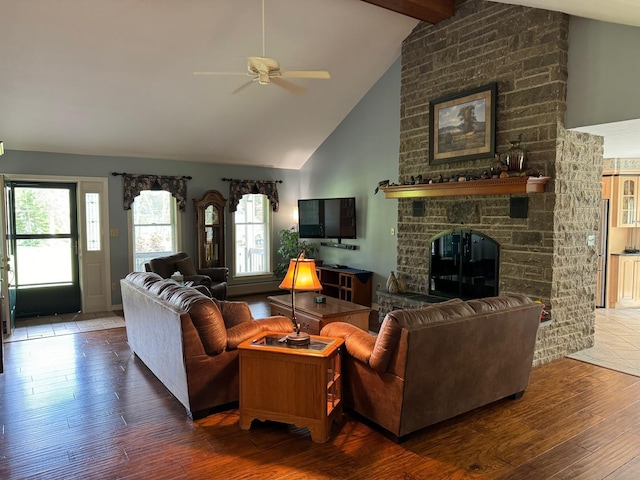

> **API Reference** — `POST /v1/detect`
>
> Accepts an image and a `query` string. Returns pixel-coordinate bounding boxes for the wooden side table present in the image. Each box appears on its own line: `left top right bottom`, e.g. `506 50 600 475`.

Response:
238 332 344 443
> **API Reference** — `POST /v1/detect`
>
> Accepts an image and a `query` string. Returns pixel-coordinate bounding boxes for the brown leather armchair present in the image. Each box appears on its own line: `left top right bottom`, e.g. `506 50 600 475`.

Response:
145 252 229 300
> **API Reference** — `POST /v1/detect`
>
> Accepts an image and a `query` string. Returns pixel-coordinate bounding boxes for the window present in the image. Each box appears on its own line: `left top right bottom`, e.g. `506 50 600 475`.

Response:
233 194 270 277
131 190 180 272
85 193 101 251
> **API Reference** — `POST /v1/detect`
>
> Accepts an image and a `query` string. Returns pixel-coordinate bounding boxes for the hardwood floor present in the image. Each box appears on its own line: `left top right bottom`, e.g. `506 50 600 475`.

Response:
2 312 640 478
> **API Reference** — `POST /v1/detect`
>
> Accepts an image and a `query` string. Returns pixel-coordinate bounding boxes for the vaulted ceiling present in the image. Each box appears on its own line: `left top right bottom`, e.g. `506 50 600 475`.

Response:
0 0 638 169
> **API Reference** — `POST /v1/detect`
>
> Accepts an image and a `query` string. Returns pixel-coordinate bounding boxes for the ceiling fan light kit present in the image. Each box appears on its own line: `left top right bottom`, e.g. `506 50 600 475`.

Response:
194 0 330 93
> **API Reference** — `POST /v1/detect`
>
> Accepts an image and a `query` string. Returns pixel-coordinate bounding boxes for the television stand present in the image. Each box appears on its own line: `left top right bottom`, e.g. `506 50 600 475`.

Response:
316 266 372 306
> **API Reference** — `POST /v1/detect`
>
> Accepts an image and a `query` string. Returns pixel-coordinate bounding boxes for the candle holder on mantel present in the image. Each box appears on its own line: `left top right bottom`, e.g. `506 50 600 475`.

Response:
503 135 527 172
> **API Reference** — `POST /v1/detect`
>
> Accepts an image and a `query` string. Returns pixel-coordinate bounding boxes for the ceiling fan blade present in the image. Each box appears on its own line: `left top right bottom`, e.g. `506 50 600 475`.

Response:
279 70 330 79
271 77 306 95
232 79 258 94
193 71 248 76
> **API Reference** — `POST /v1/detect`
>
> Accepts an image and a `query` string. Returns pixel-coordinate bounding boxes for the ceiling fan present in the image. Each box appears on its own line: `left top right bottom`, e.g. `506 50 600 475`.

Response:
193 0 330 94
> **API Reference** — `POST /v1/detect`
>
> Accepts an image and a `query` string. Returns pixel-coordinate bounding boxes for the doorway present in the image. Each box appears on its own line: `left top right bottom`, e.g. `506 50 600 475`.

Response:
8 181 81 318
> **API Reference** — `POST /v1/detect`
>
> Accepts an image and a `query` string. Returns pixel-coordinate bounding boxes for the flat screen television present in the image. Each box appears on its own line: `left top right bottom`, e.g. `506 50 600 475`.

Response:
298 197 356 240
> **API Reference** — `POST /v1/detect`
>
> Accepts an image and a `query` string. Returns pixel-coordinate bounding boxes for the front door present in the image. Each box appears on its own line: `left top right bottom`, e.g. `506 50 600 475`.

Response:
9 181 81 318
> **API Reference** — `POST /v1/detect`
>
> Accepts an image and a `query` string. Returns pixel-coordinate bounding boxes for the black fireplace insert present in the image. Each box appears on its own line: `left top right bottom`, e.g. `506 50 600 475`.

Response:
429 229 500 300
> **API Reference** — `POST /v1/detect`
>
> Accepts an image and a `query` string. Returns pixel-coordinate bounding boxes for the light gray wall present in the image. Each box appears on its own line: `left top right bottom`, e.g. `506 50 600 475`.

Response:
567 17 640 128
0 150 300 305
299 57 401 293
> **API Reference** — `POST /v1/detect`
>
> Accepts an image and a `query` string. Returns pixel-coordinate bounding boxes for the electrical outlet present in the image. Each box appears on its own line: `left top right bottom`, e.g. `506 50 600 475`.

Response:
391 228 395 236
111 282 117 291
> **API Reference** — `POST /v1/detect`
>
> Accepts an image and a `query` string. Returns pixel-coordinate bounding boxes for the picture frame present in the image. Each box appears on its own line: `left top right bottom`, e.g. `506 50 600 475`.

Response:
429 83 497 164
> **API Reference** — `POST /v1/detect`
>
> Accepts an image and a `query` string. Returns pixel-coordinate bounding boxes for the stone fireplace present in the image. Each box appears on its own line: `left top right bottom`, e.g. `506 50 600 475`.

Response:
386 0 603 365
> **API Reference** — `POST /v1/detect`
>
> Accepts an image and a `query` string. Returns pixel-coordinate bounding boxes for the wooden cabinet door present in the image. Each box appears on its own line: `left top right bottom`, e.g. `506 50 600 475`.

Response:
619 257 636 303
614 177 639 227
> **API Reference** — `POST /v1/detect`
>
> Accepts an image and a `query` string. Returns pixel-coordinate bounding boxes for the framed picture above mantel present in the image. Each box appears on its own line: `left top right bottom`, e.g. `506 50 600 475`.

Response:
429 83 497 164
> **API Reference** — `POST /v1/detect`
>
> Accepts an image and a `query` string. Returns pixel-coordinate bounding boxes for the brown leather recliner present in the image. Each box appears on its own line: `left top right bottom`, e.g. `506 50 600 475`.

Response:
145 251 229 300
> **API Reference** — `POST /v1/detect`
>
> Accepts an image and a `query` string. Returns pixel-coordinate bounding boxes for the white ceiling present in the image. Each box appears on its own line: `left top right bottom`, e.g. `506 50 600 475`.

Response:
1 0 639 169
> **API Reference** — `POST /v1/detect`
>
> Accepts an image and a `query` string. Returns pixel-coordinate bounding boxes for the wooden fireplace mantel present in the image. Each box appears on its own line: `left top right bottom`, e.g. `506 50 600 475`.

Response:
379 176 551 199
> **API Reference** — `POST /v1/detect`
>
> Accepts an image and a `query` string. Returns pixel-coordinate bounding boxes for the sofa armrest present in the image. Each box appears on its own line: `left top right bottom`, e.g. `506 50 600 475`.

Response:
225 316 294 350
197 267 229 282
321 322 375 365
226 322 263 350
208 282 228 301
184 274 212 287
254 316 295 333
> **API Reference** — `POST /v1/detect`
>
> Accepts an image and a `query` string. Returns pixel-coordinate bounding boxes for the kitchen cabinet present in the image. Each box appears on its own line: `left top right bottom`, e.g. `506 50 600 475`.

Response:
613 176 640 227
609 254 640 308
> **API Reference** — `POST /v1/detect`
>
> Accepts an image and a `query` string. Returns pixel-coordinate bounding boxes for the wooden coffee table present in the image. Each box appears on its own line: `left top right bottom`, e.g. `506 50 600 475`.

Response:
238 332 344 443
268 292 370 334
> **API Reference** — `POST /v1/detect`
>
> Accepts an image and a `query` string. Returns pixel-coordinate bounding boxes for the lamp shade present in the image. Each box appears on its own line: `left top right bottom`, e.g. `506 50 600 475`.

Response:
279 258 322 291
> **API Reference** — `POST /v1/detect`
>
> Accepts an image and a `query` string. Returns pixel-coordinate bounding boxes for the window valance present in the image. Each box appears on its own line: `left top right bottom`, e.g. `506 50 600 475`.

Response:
225 178 281 213
114 173 190 211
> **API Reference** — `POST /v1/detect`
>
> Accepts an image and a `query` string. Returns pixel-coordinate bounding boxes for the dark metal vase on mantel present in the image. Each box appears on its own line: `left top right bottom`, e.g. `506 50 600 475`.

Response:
504 138 526 172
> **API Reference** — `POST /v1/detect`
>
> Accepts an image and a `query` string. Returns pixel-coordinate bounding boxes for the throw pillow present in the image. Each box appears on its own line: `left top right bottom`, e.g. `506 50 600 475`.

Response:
175 257 198 276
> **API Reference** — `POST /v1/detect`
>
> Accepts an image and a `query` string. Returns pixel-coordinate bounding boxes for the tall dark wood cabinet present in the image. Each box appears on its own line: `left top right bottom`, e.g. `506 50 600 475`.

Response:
193 190 226 269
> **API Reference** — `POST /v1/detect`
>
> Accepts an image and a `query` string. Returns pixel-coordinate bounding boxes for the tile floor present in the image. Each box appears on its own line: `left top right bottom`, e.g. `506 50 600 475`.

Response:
5 310 125 342
568 307 640 377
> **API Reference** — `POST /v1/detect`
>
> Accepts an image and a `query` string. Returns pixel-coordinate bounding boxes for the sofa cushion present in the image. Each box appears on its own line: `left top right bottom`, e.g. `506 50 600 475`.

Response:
125 271 162 288
148 252 187 279
167 289 227 355
393 299 475 329
175 257 198 276
148 279 182 297
213 299 254 328
466 293 533 313
369 299 474 373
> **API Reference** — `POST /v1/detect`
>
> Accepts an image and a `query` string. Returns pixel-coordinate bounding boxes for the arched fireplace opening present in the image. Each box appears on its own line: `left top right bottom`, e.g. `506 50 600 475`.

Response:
429 229 500 300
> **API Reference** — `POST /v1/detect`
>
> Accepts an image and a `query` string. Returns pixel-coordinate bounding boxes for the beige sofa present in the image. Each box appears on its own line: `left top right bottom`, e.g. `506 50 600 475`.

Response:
321 294 542 440
121 271 293 419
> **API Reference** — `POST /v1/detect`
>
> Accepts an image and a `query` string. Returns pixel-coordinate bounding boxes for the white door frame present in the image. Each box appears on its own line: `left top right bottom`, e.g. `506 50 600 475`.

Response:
2 174 111 314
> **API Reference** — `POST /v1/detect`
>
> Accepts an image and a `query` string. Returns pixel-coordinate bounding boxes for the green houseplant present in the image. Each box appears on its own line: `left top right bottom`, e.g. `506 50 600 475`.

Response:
275 227 320 278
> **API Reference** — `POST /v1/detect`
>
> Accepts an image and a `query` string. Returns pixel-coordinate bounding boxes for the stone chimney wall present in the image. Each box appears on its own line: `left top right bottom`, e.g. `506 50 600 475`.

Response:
395 0 603 364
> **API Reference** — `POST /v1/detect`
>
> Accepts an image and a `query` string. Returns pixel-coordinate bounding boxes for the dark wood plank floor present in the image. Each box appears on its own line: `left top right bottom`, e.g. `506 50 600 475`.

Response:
2 300 640 478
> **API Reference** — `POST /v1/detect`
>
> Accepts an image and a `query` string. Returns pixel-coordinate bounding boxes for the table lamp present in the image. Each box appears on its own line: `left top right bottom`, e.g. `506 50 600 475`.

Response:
278 252 322 346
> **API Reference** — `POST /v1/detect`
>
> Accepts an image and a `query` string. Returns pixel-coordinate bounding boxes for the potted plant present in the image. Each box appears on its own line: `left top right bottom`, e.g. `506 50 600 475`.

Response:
275 227 320 277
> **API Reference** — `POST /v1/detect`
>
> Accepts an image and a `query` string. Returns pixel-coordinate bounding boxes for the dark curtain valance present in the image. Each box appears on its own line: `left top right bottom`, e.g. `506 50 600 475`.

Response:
227 179 280 213
119 173 189 211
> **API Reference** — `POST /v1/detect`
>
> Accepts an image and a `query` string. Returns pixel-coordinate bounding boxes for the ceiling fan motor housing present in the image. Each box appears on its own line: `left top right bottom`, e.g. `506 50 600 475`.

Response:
248 56 280 84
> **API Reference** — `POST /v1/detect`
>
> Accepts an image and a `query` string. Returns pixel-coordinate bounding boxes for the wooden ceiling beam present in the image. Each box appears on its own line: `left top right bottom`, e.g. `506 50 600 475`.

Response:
361 0 455 24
